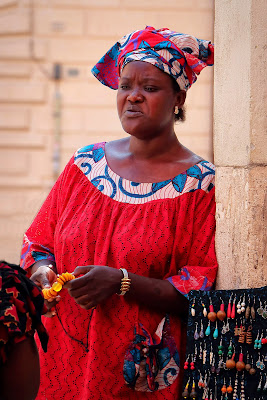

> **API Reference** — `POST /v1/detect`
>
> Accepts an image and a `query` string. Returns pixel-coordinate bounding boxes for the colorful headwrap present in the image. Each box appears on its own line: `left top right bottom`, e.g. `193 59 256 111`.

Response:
92 26 214 91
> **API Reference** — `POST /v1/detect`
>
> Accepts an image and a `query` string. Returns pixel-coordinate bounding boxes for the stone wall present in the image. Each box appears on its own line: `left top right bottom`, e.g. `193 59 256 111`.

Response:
214 0 267 289
0 0 214 263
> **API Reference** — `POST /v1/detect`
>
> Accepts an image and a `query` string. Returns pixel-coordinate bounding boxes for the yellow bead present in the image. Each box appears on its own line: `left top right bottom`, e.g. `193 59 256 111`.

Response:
52 281 62 292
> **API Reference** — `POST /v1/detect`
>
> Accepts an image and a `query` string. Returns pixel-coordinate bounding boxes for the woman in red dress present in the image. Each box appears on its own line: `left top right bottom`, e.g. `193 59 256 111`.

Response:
21 26 217 399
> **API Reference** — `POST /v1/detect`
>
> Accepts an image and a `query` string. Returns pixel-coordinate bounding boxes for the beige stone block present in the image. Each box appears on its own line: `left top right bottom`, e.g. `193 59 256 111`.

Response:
0 10 30 34
178 133 213 162
0 132 46 148
214 0 251 167
49 38 114 63
86 10 157 38
0 62 31 77
175 108 212 135
31 106 53 132
0 189 47 216
28 149 55 178
60 81 117 107
0 150 29 175
121 0 194 9
0 38 46 60
215 166 267 289
154 11 214 40
0 81 47 102
35 8 84 36
61 108 85 131
85 9 213 39
46 0 120 7
62 64 88 81
195 0 214 10
0 107 29 129
84 108 122 133
0 0 17 7
250 1 267 164
0 174 49 189
189 82 213 109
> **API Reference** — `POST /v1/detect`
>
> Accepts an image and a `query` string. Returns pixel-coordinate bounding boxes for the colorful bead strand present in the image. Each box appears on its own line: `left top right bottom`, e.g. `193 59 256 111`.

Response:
42 272 75 299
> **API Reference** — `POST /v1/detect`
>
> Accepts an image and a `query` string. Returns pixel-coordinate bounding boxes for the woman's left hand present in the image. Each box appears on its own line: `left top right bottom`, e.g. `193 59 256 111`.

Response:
66 265 122 310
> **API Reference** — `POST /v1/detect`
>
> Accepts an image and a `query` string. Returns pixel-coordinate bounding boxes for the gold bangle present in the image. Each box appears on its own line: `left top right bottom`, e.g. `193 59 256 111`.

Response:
117 268 131 296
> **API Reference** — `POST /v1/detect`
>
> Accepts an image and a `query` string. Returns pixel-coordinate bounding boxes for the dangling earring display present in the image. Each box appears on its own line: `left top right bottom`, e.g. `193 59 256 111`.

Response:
226 351 236 370
236 351 245 371
257 375 262 393
241 296 246 313
227 294 232 319
246 325 253 344
240 372 245 400
217 298 226 321
251 296 256 320
231 296 236 319
194 322 199 340
237 296 242 314
213 321 219 339
191 297 196 316
221 378 227 395
190 379 197 400
184 355 189 370
199 320 204 339
218 338 224 357
227 378 233 394
174 105 179 115
254 331 260 349
182 378 190 399
257 299 264 317
208 299 217 322
245 298 250 320
205 321 211 336
202 301 208 317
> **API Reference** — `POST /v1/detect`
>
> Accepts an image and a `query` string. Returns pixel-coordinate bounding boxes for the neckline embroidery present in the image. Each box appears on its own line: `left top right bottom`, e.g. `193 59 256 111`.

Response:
74 143 215 204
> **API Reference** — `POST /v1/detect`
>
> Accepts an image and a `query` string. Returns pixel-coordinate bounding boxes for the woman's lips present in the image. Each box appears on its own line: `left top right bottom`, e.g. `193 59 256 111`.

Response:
124 109 143 117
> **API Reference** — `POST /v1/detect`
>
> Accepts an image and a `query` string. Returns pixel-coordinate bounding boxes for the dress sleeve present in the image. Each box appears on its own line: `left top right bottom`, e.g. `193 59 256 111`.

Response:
166 187 217 298
20 156 75 272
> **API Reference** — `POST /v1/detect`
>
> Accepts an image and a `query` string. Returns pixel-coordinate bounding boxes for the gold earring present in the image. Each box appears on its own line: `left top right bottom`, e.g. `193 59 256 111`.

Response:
174 106 179 115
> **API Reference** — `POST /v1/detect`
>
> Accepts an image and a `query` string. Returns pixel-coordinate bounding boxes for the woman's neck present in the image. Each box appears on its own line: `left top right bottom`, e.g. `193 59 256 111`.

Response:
127 132 181 161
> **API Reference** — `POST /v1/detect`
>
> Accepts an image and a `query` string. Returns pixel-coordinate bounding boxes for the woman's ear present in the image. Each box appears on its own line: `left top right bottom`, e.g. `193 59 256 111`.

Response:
175 90 186 108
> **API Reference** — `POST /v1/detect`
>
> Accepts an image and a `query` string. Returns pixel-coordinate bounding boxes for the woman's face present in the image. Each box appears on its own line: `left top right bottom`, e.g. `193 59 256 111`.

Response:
117 61 185 140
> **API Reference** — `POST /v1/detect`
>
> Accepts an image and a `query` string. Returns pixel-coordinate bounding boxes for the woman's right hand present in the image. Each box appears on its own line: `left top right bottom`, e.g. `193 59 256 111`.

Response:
30 265 60 317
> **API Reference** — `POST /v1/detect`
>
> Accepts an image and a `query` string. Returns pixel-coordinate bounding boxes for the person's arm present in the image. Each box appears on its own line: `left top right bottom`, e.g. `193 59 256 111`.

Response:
68 187 217 318
67 265 188 319
0 337 40 400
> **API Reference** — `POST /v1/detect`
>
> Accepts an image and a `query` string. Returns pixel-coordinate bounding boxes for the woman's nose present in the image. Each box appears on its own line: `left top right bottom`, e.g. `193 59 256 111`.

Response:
127 88 143 102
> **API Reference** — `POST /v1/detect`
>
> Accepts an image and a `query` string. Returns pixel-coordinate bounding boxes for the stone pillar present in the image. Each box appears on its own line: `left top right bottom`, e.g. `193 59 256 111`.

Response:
214 0 267 289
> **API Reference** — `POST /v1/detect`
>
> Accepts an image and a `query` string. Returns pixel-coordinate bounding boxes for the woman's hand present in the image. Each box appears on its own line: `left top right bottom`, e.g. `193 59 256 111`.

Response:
30 265 60 317
67 266 121 310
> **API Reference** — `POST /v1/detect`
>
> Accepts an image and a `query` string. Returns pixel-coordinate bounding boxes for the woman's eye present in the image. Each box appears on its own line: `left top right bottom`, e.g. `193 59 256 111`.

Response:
145 86 157 92
119 84 129 90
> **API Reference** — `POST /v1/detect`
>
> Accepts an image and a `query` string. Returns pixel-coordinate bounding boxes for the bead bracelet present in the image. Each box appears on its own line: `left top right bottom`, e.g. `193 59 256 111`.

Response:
42 272 75 299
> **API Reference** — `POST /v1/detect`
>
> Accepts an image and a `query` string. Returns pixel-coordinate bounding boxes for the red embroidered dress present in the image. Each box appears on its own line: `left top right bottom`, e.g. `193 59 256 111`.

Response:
20 142 217 399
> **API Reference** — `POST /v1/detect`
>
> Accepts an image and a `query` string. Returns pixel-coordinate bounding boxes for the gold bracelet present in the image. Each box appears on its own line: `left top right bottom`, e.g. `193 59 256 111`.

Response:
117 268 131 296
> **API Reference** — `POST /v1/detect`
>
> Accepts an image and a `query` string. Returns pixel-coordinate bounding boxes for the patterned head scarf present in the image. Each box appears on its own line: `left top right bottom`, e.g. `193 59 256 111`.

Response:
92 26 214 91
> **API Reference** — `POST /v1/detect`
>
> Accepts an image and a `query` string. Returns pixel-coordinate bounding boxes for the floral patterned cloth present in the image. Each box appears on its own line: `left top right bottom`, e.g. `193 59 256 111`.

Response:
124 316 180 392
0 261 48 365
20 142 217 399
92 26 214 91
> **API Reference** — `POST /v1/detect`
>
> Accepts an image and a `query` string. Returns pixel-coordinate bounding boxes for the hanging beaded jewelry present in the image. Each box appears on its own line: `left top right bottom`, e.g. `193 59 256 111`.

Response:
42 272 75 299
194 322 200 340
191 297 196 317
202 301 208 317
240 295 246 313
217 298 226 321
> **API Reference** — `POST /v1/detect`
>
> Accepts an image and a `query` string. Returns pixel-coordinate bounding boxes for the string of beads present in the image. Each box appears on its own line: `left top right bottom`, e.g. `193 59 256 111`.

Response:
42 272 75 299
